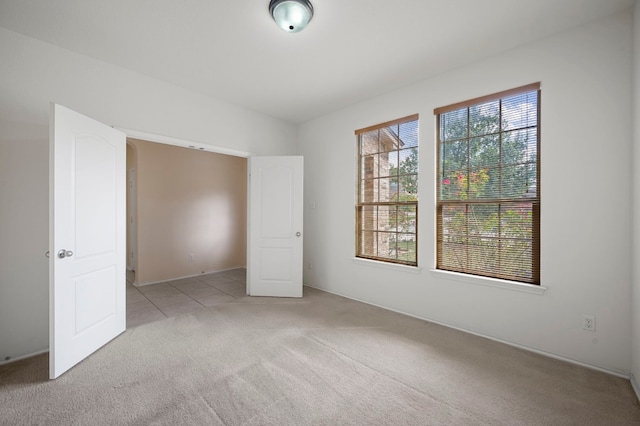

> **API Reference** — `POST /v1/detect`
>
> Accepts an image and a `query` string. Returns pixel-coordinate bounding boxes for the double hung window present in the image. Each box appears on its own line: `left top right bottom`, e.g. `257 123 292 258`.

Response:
435 83 540 284
356 115 419 266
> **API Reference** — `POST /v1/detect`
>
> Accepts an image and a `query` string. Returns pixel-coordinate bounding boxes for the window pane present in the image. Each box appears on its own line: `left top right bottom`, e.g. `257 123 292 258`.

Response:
441 140 468 174
358 206 376 257
377 177 398 202
359 205 378 231
500 203 533 239
440 171 469 201
501 165 530 198
377 152 392 179
440 241 467 270
466 168 492 200
362 154 378 179
441 205 467 239
397 235 416 263
378 232 392 258
399 175 418 199
468 237 500 275
379 205 395 232
360 131 379 155
502 91 538 131
399 120 419 148
397 204 417 233
468 204 498 237
359 180 373 203
501 240 533 280
524 129 538 163
469 135 500 168
360 177 375 202
398 148 417 195
399 147 418 173
379 128 398 153
469 100 499 136
502 128 536 165
386 151 399 177
441 109 467 141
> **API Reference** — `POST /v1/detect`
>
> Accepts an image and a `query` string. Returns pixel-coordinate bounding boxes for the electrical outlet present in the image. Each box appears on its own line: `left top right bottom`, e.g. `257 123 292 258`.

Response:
583 315 596 331
188 253 195 262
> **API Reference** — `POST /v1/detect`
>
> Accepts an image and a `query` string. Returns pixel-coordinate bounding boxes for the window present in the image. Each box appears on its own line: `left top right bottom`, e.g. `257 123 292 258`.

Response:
356 115 419 266
435 83 540 284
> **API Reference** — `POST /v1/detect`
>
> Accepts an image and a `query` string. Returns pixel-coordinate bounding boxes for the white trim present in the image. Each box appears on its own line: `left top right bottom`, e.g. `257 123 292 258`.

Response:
117 127 252 158
0 349 48 366
631 374 640 403
429 269 547 295
352 257 422 274
305 284 628 379
133 266 246 287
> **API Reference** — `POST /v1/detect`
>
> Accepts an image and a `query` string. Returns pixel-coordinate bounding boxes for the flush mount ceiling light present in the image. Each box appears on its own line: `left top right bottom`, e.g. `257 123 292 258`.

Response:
269 0 314 33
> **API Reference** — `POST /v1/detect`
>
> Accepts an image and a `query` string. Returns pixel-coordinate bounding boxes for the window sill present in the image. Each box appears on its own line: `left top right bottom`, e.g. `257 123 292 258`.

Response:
352 257 422 274
429 269 547 295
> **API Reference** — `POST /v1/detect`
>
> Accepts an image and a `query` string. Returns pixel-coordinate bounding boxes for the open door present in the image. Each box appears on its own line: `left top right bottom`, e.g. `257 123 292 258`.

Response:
49 104 126 379
248 156 303 297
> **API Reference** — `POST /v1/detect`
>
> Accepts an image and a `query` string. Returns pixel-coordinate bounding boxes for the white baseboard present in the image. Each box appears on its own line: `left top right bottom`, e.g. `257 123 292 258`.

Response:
134 266 246 287
305 284 630 379
0 349 48 367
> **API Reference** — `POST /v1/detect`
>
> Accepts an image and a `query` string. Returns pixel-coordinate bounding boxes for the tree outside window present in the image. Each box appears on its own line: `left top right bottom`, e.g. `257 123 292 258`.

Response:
436 84 540 284
356 115 419 266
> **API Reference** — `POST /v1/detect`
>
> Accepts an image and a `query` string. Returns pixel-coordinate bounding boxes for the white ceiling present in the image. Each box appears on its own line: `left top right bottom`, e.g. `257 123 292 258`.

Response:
0 0 634 123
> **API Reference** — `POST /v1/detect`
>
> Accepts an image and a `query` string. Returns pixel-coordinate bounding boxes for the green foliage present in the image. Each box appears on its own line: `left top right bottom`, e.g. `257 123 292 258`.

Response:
438 94 538 280
389 147 418 196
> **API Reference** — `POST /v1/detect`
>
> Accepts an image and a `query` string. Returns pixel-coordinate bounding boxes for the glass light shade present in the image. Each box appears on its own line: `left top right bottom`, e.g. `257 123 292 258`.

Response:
269 0 313 33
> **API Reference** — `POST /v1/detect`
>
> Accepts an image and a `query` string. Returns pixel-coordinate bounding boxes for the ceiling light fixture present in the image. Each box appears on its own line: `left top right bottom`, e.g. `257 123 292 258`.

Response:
269 0 314 33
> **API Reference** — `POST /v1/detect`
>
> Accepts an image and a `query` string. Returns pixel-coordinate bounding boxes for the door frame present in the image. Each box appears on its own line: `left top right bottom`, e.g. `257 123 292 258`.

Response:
121 128 251 159
118 128 254 282
127 167 136 271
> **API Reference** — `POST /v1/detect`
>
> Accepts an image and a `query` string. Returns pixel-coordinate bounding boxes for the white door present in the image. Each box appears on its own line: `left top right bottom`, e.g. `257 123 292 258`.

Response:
49 104 126 379
248 156 303 297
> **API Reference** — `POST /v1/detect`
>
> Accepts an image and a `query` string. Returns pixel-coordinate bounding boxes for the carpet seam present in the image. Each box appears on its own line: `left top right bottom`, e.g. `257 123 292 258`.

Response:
199 394 229 425
305 332 496 425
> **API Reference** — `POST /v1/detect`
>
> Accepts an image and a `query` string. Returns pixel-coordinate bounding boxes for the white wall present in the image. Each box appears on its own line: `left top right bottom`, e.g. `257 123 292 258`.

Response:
0 27 297 362
631 0 640 391
0 122 49 362
299 11 634 374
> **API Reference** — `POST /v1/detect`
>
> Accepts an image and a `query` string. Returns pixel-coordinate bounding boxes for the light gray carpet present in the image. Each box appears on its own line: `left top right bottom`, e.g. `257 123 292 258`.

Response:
1 287 639 425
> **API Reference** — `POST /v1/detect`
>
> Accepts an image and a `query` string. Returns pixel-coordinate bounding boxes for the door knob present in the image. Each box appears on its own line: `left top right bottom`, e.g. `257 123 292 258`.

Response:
296 232 301 237
57 250 74 259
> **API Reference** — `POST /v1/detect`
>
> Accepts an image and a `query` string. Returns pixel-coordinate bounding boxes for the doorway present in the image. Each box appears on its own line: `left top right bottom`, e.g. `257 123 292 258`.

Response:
124 138 248 327
125 138 247 287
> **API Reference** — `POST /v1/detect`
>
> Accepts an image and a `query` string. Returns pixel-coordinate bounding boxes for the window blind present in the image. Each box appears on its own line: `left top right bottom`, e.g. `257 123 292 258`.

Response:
356 114 419 266
435 84 540 284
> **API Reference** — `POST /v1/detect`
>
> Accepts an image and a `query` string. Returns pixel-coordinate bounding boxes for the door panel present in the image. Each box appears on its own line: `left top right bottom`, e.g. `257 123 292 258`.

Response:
50 104 126 379
248 156 303 298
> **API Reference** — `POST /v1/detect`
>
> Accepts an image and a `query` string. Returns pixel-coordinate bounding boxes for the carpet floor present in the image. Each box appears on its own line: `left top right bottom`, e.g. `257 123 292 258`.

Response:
1 286 639 425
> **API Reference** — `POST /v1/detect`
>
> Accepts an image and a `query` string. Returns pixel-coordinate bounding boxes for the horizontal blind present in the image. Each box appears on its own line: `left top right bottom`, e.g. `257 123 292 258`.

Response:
356 115 419 266
436 84 540 284
355 114 419 135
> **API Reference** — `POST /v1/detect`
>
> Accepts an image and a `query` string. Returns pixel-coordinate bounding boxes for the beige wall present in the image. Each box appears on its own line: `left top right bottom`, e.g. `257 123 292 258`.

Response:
126 143 137 271
129 139 247 285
